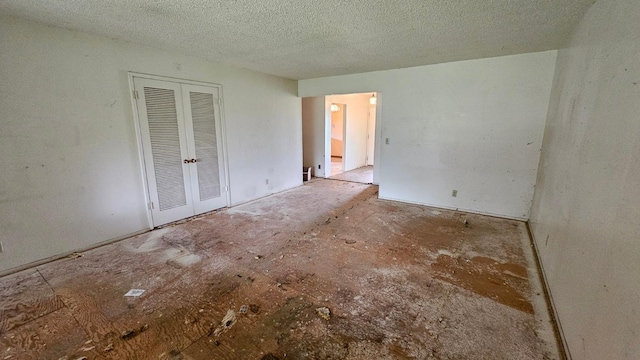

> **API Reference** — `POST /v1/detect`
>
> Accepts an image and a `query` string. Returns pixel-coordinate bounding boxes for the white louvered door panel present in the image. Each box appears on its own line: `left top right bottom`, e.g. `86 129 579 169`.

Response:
134 78 195 226
182 84 228 215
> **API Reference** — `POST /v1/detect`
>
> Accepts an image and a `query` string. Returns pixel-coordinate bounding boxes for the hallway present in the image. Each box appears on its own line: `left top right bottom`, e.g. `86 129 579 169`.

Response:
330 165 373 184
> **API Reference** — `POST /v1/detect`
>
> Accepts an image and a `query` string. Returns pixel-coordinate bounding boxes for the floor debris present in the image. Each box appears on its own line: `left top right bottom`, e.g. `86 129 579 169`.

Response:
121 324 149 340
211 310 237 337
316 307 331 320
124 289 145 297
239 305 248 314
0 180 560 359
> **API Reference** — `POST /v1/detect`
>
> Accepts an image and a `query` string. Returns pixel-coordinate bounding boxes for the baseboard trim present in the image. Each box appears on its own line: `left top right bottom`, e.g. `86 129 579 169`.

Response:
0 229 150 278
525 222 571 360
378 195 529 222
0 183 306 279
228 183 303 208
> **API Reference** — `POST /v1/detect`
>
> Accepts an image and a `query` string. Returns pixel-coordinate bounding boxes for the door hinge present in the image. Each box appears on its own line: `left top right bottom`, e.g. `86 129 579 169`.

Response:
133 90 139 99
148 202 154 210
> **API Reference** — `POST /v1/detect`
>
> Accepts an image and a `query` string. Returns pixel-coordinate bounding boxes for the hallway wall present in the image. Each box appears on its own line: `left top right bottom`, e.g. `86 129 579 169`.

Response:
302 96 329 177
300 51 556 219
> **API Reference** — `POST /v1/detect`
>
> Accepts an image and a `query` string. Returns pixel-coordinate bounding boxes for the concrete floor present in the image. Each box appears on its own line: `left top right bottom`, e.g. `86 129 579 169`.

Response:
329 156 374 184
330 166 374 184
330 156 343 177
0 180 559 359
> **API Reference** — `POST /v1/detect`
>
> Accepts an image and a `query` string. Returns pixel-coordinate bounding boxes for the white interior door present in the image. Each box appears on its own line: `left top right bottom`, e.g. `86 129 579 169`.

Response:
134 78 194 226
134 77 228 227
181 84 227 215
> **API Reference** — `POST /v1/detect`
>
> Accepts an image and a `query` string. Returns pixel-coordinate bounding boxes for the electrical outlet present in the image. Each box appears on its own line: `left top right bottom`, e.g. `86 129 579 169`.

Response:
452 190 458 197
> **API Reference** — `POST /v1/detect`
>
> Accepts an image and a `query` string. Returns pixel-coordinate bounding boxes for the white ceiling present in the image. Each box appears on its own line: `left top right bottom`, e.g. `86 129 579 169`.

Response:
0 0 595 80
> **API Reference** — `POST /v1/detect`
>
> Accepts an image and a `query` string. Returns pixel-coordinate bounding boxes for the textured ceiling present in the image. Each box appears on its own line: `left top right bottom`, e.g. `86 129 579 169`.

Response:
0 0 595 80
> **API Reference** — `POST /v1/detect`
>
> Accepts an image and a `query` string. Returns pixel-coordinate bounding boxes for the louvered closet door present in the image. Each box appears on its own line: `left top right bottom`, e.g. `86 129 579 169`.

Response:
134 78 195 226
181 84 228 215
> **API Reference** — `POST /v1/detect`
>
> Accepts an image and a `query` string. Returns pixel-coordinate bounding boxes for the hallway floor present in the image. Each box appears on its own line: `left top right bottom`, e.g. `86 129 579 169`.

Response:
330 165 373 184
330 156 343 177
0 180 559 359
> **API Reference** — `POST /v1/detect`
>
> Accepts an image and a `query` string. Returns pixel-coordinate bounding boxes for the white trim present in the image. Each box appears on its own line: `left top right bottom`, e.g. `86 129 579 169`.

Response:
0 229 150 278
127 72 231 227
323 97 332 178
217 86 233 207
127 74 154 230
341 104 347 173
528 226 572 360
128 72 224 88
228 183 301 208
378 195 529 221
373 91 382 185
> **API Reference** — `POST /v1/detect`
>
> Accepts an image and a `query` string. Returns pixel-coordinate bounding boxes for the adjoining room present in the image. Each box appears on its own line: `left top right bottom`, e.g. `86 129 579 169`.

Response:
309 92 377 184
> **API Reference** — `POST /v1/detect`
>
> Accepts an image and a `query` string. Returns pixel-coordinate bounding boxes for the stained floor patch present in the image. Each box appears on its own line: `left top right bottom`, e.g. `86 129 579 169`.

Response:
432 254 534 314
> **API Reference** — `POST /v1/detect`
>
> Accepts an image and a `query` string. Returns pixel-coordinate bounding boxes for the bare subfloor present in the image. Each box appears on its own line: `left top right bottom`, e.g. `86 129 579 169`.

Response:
0 180 558 360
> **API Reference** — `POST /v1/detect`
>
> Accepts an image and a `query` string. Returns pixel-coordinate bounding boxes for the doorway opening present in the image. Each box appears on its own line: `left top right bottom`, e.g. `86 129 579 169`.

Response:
327 93 377 184
301 92 379 185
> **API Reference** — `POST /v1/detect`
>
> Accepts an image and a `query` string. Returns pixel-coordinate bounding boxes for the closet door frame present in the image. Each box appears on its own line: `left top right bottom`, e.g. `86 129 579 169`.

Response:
128 72 231 229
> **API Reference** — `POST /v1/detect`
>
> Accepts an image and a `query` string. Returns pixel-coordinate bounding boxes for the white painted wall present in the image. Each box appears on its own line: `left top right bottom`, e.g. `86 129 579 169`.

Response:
367 100 377 166
300 51 557 219
0 15 301 273
302 96 328 177
529 1 640 358
327 94 370 172
372 93 383 185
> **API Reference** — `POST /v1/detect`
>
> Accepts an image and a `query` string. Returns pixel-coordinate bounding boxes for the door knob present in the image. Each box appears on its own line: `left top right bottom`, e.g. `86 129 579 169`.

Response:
190 159 197 163
183 159 190 164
